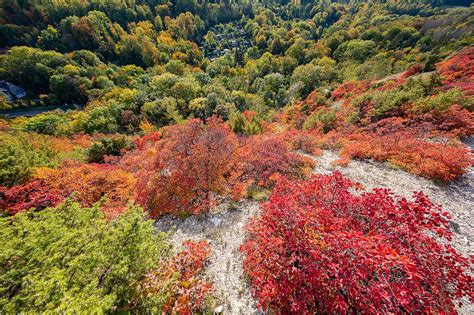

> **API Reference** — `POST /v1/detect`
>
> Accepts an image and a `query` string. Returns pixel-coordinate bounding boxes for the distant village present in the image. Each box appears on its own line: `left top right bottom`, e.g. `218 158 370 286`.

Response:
0 81 26 102
199 21 252 61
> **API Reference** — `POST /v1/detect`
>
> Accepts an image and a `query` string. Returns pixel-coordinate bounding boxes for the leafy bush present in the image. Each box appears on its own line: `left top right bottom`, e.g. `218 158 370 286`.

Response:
0 201 170 313
242 172 472 313
1 162 135 218
437 46 474 95
133 118 314 217
141 97 182 128
409 104 474 138
0 132 57 187
134 240 212 313
411 88 465 113
135 117 242 217
86 135 133 163
282 129 322 155
228 111 263 135
402 63 423 78
339 131 472 182
0 179 65 215
302 108 337 133
238 134 315 188
82 103 122 134
22 113 68 135
34 163 136 218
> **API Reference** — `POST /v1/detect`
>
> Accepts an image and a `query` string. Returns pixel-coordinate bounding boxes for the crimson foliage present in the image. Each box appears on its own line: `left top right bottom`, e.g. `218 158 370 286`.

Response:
135 117 241 217
242 172 472 313
239 134 315 188
133 117 314 217
0 180 65 215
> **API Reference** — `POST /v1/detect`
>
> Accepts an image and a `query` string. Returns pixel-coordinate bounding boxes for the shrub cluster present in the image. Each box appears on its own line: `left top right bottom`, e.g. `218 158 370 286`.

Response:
0 201 170 313
133 117 313 217
1 162 135 218
134 240 212 313
339 131 472 182
242 172 473 313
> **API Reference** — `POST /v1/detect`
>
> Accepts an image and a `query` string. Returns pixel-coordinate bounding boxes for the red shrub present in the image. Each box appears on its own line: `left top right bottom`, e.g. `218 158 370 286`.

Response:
242 172 472 314
331 81 370 101
339 131 472 182
238 134 315 188
1 163 135 217
0 180 65 215
280 129 323 155
437 47 474 95
136 240 212 313
402 63 423 78
134 131 161 151
135 117 243 217
35 163 136 218
407 105 474 138
301 90 327 110
134 118 315 217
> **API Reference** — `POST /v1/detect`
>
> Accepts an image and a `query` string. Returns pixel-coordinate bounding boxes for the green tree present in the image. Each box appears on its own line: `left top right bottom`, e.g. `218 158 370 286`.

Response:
334 39 377 63
86 135 133 163
0 201 170 313
37 25 62 51
291 63 323 99
0 132 57 187
142 97 182 127
20 112 69 135
82 103 122 134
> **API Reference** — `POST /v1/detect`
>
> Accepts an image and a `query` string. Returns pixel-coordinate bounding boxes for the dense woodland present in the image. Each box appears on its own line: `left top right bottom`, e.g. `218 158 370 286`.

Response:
0 0 473 313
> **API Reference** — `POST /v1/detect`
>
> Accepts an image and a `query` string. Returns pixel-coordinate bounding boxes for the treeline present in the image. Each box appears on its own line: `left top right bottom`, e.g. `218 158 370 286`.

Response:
1 1 471 119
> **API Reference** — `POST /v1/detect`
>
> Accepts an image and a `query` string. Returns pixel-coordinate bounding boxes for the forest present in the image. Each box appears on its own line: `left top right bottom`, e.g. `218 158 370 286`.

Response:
0 0 473 313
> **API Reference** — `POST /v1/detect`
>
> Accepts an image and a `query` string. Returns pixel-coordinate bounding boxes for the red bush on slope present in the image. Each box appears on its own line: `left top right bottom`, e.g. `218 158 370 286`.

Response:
134 117 314 217
242 172 473 314
135 117 243 217
1 163 135 218
437 47 474 95
338 131 473 182
135 240 212 313
0 180 65 215
284 48 474 182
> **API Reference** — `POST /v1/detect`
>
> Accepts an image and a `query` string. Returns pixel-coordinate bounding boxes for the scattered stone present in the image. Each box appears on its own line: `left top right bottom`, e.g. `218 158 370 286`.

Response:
210 217 222 227
214 305 224 314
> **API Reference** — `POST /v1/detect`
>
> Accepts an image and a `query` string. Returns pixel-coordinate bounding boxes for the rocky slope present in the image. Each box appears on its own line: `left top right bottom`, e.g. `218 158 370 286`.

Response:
154 137 473 314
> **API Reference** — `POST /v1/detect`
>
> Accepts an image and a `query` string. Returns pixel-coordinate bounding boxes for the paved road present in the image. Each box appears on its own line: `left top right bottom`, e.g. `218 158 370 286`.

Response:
0 104 84 118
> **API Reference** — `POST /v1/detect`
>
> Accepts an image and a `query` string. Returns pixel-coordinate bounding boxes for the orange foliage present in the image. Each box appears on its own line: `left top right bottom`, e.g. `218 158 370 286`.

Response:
0 180 65 215
402 63 423 78
331 81 371 101
49 133 92 151
279 129 322 155
135 240 212 313
131 118 315 217
437 47 474 95
407 105 474 138
238 134 315 188
135 117 242 217
339 131 472 182
35 162 135 218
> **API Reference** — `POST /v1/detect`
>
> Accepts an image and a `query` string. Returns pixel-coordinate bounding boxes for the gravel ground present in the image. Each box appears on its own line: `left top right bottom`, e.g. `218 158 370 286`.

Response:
154 137 473 314
154 201 261 314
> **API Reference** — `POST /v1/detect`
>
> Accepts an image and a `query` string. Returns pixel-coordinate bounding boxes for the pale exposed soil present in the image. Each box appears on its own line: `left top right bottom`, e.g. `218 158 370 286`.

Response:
154 201 261 314
154 138 473 314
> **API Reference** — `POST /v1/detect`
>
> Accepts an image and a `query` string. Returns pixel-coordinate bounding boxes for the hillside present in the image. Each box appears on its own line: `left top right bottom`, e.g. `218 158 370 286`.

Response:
1 1 473 314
